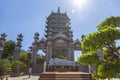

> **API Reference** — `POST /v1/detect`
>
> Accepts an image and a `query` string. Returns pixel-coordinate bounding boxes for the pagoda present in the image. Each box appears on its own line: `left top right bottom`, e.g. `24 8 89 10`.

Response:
45 7 75 63
30 7 81 64
37 7 92 80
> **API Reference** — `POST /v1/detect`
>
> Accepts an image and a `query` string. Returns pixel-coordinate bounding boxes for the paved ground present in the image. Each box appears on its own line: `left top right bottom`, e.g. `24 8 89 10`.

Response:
5 73 120 80
8 73 39 80
8 76 120 80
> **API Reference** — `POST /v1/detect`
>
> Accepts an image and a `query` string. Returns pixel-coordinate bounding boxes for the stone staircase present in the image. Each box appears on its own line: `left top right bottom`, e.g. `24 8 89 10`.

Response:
38 72 93 80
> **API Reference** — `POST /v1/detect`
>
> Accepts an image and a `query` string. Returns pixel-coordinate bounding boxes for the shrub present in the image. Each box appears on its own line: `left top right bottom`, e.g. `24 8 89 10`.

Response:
0 59 12 75
11 61 27 74
36 55 45 64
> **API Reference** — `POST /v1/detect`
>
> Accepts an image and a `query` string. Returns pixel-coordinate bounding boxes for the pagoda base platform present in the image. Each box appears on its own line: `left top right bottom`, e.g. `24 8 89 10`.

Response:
38 72 93 80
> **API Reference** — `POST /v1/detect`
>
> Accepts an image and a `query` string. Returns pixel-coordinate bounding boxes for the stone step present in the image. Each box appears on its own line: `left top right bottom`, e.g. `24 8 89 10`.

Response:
39 78 92 80
38 72 93 80
40 74 91 78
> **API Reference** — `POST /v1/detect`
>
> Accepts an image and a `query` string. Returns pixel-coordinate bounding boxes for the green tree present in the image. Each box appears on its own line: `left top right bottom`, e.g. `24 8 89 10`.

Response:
11 61 27 75
78 16 120 80
2 40 15 60
36 55 45 64
0 59 12 75
19 52 31 66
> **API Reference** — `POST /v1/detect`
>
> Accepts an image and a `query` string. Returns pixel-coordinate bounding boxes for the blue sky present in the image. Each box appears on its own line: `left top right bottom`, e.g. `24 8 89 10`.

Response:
0 0 120 61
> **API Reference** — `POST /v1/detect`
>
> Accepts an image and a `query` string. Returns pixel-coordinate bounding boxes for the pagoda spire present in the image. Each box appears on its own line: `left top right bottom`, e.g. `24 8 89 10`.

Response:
57 6 61 13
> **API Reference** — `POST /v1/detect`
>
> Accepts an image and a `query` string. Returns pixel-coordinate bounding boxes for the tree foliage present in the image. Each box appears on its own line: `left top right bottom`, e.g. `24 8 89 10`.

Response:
11 61 27 74
78 16 120 79
0 59 12 75
97 16 120 30
36 55 45 64
19 52 31 66
78 52 99 65
2 40 15 60
97 59 120 79
82 27 120 52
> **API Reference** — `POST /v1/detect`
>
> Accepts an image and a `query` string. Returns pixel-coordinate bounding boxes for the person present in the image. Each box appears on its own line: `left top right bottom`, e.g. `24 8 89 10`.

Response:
28 67 32 78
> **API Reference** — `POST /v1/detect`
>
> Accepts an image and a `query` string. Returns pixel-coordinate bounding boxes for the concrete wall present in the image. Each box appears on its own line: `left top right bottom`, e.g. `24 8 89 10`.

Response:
32 63 44 74
78 64 89 73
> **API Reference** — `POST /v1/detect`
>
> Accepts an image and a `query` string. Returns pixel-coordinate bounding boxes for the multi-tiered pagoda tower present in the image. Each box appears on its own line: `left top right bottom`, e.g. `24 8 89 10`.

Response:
31 7 81 64
45 7 74 62
37 8 92 80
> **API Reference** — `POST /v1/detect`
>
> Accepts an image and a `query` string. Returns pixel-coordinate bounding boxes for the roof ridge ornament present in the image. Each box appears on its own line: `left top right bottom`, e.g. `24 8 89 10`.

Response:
57 6 60 13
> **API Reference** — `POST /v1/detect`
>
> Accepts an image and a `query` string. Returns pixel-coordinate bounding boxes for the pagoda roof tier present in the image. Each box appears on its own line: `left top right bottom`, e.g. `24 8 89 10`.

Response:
46 7 70 21
46 21 70 27
47 13 70 20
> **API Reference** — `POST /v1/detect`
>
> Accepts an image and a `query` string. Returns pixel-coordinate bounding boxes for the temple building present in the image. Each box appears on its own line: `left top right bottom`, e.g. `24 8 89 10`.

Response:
30 7 81 64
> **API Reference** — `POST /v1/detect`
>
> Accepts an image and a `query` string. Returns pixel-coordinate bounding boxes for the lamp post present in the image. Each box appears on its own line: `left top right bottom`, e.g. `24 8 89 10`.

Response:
0 46 3 59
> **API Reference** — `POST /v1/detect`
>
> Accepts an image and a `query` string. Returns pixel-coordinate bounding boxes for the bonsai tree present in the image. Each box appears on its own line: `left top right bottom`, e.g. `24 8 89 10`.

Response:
0 59 11 75
78 16 120 80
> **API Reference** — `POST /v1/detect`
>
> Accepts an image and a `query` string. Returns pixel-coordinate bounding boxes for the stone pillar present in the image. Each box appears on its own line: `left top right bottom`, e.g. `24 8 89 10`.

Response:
88 65 92 74
0 33 7 59
43 61 46 72
30 32 39 64
0 48 3 59
13 34 23 60
68 29 74 61
30 43 38 64
46 41 52 64
0 33 7 43
46 30 52 64
68 42 74 61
